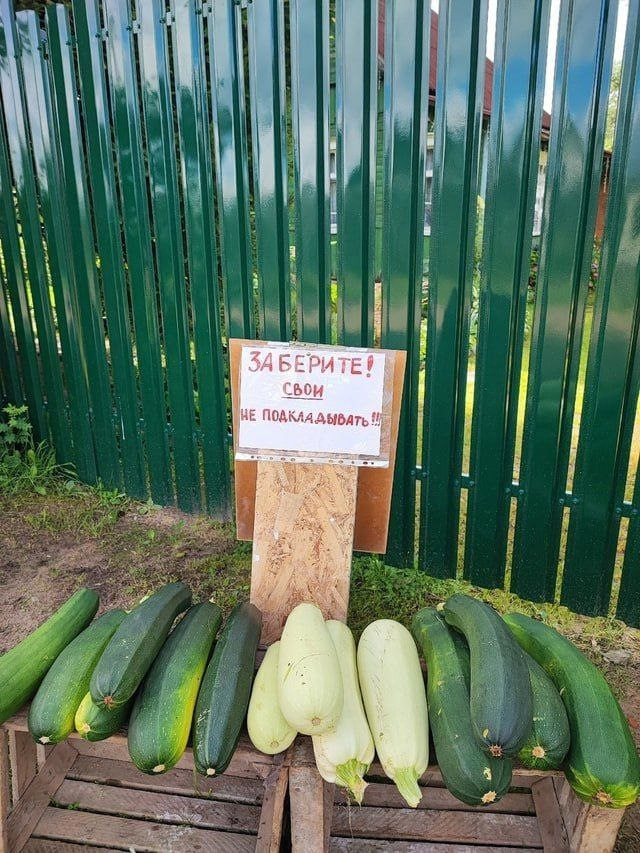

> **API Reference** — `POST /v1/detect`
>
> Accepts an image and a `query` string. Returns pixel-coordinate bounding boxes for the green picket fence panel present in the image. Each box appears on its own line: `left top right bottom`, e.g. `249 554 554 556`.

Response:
0 0 639 626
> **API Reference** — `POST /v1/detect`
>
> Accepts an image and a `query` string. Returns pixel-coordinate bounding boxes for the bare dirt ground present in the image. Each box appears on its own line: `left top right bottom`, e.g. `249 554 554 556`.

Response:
0 491 638 849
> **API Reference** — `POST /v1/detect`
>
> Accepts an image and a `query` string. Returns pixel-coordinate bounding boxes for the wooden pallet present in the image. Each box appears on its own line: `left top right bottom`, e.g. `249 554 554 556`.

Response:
0 712 287 853
288 738 625 853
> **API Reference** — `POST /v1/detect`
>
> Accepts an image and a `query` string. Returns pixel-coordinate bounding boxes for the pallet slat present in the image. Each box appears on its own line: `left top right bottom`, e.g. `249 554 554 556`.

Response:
331 804 543 847
330 842 541 853
531 778 569 852
33 807 255 852
345 781 535 815
52 780 261 834
24 841 118 853
7 742 77 853
68 754 264 805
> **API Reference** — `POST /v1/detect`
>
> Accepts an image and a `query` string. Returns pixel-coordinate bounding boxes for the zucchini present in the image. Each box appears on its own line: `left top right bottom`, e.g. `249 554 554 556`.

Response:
412 608 512 806
443 594 532 758
193 602 262 776
519 653 570 770
247 642 297 755
357 619 429 808
28 609 126 744
75 691 133 742
277 603 343 736
0 588 99 724
128 602 221 773
504 613 640 807
90 582 191 709
312 621 374 804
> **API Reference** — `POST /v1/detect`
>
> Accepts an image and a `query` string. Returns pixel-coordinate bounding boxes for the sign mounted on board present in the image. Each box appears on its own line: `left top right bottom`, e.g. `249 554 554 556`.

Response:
235 343 392 466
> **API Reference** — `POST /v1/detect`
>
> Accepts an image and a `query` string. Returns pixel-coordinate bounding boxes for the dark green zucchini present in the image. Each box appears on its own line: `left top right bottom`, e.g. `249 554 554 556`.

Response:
75 691 133 741
128 602 222 773
518 653 570 770
90 582 191 710
28 609 126 743
0 588 99 724
193 602 262 776
504 613 640 808
443 594 532 758
412 608 512 806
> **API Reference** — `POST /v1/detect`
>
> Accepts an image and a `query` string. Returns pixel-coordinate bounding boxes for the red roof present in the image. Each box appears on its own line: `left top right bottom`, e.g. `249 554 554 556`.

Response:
378 4 551 133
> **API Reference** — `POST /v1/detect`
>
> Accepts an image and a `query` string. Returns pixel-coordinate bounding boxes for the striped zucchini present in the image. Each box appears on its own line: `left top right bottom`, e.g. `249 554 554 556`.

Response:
0 589 99 724
28 609 126 744
128 602 222 773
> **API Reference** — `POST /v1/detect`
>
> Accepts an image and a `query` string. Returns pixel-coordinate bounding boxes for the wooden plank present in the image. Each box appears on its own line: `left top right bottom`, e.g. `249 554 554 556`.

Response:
1 728 10 853
70 731 275 780
256 764 288 853
68 754 264 804
36 744 52 770
230 339 407 554
289 764 327 853
331 805 543 847
330 842 541 853
33 807 255 852
552 777 624 853
251 461 358 643
7 741 77 853
52 779 260 833
24 842 118 853
531 778 569 852
346 781 535 815
9 730 38 805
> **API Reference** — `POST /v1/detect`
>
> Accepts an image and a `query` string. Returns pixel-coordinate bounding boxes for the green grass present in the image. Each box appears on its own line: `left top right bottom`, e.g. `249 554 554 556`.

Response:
348 554 630 649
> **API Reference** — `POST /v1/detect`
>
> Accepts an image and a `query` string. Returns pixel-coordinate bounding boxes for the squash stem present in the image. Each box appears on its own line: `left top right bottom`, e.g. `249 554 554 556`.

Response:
392 768 422 808
335 760 369 805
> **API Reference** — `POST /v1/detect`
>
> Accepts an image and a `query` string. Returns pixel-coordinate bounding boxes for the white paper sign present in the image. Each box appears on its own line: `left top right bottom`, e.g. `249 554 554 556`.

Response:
236 344 386 464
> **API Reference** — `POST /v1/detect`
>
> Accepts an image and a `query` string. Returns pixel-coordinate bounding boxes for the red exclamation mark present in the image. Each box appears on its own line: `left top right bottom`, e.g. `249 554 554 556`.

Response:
366 354 374 377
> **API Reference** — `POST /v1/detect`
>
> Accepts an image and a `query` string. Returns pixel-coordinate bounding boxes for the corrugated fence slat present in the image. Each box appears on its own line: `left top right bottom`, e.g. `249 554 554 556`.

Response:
511 0 617 603
0 263 20 406
171 0 230 516
0 0 71 463
289 0 331 344
71 0 146 500
17 10 97 483
464 0 550 587
209 0 255 342
46 5 121 490
335 0 378 349
102 0 172 505
564 0 640 616
137 0 200 512
380 0 430 567
247 0 290 343
419 0 487 577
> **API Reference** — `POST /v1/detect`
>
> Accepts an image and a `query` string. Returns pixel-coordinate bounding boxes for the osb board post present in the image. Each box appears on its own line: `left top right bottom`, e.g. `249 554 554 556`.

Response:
552 777 625 853
251 461 358 643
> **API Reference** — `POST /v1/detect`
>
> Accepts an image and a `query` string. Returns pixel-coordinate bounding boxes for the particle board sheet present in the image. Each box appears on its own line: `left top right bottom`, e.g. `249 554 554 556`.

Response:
251 460 358 642
230 339 406 553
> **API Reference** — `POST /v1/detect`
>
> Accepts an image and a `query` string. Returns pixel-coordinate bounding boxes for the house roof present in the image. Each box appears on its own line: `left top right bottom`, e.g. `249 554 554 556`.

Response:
377 3 552 134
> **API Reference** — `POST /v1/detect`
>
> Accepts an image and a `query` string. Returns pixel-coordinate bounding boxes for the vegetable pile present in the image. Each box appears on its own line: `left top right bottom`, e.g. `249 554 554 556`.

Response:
0 586 638 812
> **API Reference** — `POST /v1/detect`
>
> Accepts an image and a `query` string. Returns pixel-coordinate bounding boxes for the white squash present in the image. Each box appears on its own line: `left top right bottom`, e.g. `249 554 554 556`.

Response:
357 619 428 808
247 642 297 755
312 621 374 803
277 603 343 735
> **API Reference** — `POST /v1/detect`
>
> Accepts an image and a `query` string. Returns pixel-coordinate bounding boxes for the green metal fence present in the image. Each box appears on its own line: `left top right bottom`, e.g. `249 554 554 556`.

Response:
1 0 639 627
